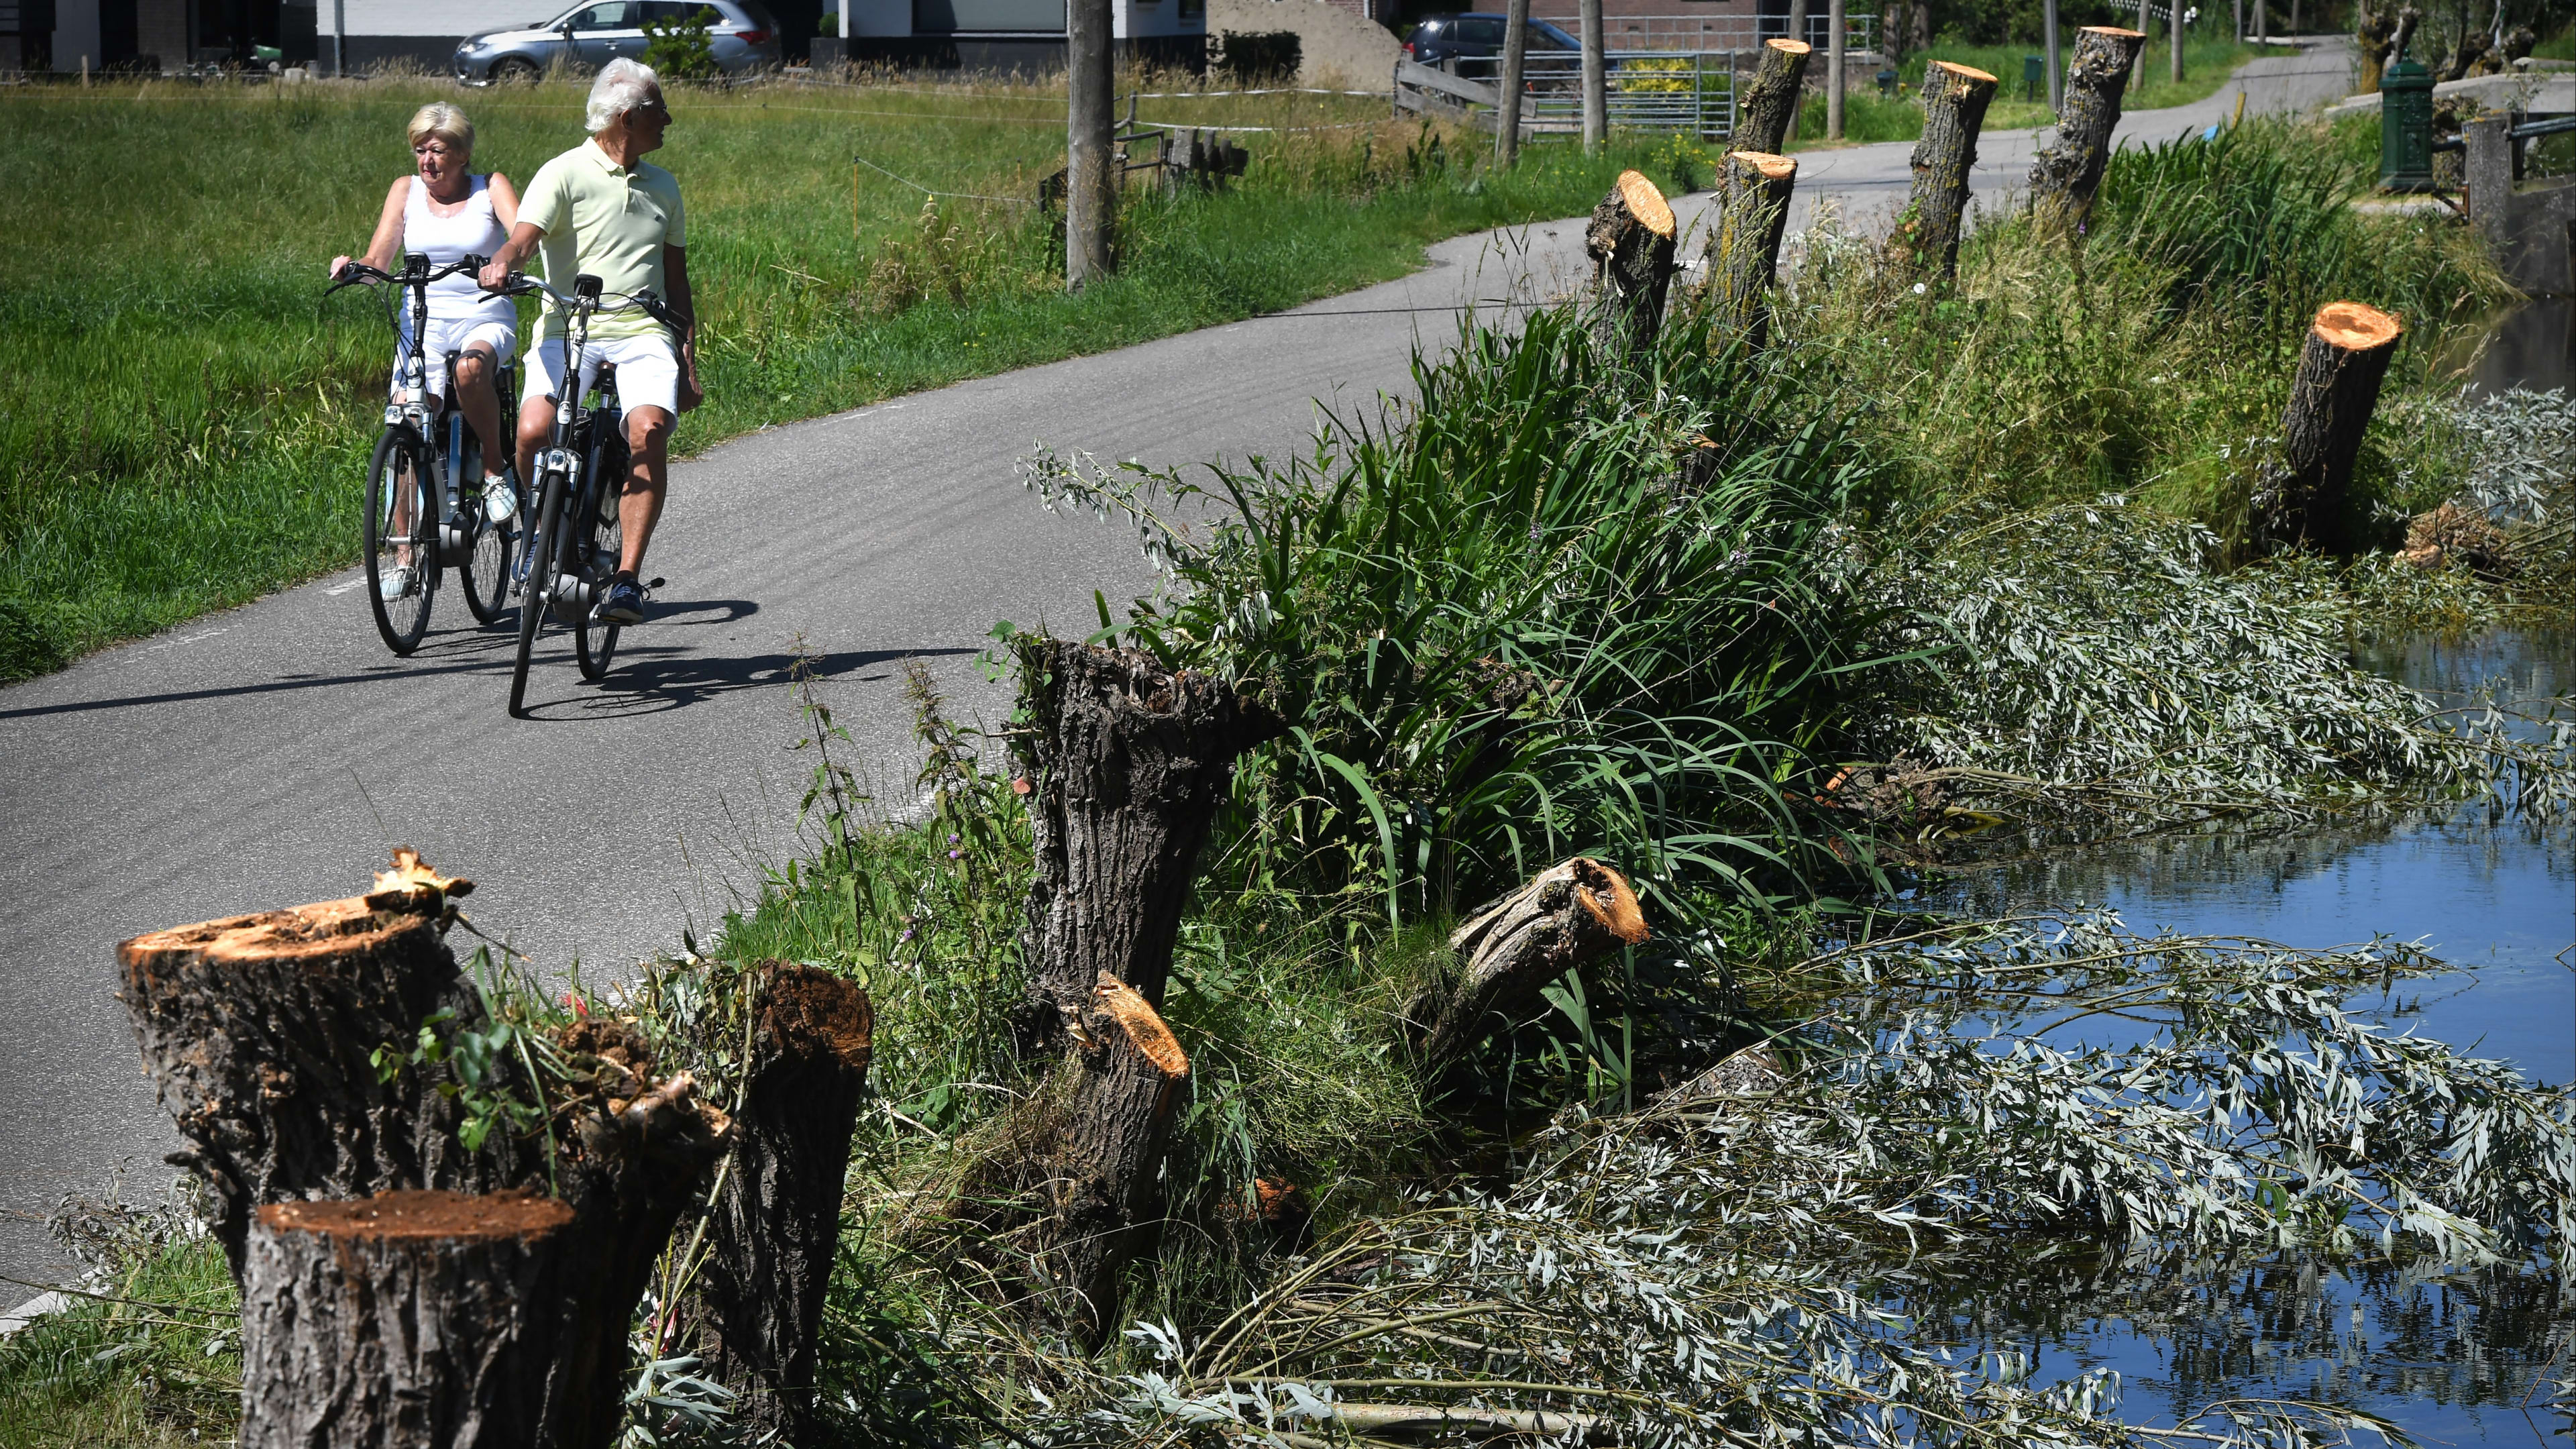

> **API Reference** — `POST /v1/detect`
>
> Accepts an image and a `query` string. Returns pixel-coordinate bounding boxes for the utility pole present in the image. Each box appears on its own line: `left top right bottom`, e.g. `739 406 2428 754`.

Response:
1496 0 1530 168
332 0 344 74
1065 0 1113 290
2044 0 2061 110
1579 0 1605 154
1827 0 1845 138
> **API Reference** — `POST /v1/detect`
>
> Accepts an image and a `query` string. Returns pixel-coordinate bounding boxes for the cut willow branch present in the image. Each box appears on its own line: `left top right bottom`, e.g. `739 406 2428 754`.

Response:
1405 857 1648 1071
697 963 873 1442
1012 637 1285 1055
1586 168 1678 360
1053 972 1191 1350
1886 60 1999 280
2029 27 2146 239
2252 301 2405 557
1702 150 1799 351
117 851 527 1281
1734 38 1812 154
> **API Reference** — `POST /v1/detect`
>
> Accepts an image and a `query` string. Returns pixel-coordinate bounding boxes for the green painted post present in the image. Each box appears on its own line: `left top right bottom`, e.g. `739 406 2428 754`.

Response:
2379 56 2434 193
2023 53 2042 101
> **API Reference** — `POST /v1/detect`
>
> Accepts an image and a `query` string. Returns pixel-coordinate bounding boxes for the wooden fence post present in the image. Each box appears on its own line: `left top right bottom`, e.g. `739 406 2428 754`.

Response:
2029 27 2145 239
1587 169 1679 360
1403 858 1648 1071
2251 301 2404 556
1703 150 1799 351
1886 60 1998 280
1735 37 1812 153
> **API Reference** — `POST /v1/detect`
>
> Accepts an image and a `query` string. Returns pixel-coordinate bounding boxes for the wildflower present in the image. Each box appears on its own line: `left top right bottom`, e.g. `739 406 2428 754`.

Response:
898 928 914 942
1912 282 1927 295
948 849 963 860
559 991 589 1018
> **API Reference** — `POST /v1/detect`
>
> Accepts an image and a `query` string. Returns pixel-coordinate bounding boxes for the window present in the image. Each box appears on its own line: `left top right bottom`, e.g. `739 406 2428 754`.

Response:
1456 16 1503 45
570 2 637 29
639 1 706 21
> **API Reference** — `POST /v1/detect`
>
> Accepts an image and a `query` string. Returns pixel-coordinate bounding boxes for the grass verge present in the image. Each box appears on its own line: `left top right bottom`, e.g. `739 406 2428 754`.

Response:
1788 37 2303 148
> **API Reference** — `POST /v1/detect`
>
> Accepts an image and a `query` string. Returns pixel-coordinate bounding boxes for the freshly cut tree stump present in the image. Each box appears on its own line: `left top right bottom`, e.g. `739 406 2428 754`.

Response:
117 851 525 1279
1405 857 1649 1071
2251 302 2405 557
1012 638 1283 1053
1048 972 1191 1348
1586 169 1679 360
698 963 873 1441
1886 60 1999 280
1702 151 1799 351
240 1189 572 1449
1735 38 1813 154
2028 28 2146 239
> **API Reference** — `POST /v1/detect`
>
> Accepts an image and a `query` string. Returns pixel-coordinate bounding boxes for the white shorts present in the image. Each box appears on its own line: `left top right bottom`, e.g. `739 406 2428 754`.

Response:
390 316 517 402
530 330 680 417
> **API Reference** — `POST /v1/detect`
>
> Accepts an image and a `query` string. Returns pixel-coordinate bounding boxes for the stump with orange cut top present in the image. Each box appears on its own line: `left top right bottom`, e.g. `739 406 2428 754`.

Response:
1704 150 1800 352
1888 60 2000 280
1587 169 1679 360
2029 27 2147 239
1405 857 1650 1072
2253 301 2406 557
1735 38 1813 154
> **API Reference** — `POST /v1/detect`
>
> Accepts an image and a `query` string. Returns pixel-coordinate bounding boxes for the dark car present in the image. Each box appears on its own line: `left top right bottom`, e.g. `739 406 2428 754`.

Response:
1401 12 1583 68
453 0 783 83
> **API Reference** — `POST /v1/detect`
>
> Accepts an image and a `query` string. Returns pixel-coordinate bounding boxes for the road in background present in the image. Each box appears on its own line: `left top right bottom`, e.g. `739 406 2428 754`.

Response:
0 42 2351 1310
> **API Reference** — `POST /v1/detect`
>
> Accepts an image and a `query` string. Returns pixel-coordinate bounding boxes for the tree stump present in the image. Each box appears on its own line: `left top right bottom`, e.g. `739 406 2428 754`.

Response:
117 851 527 1281
1044 973 1191 1349
1404 858 1648 1071
240 1189 572 1449
2028 27 2145 239
1886 60 1999 280
1735 38 1813 154
1586 169 1678 361
1011 637 1284 1054
2251 301 2404 557
697 963 873 1441
1702 151 1799 352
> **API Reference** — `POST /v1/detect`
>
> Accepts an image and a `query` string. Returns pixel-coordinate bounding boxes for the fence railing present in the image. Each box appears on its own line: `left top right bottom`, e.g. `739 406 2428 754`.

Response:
1395 50 1741 141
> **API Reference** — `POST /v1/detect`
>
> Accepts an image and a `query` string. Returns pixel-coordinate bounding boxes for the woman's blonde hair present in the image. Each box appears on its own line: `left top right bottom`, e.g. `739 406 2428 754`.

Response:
406 103 474 156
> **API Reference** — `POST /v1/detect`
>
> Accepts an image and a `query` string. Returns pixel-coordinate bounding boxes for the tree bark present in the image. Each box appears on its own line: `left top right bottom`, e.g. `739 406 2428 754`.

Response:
1826 0 1846 139
1404 857 1649 1071
1886 60 1999 280
1495 0 1530 166
1046 973 1191 1350
1065 0 1113 288
1586 169 1679 360
1578 0 1605 154
1012 638 1286 1055
1703 150 1799 352
240 1189 572 1449
1735 38 1812 154
697 964 873 1442
117 852 527 1281
2251 301 2404 557
2029 28 2145 240
2170 0 2184 84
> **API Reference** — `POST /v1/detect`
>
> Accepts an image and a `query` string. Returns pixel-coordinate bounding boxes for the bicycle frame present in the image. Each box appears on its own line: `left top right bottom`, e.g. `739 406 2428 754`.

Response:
333 252 513 564
510 272 680 618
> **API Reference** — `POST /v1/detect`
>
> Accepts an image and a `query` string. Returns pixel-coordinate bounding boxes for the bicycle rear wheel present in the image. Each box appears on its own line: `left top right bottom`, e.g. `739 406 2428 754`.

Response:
508 465 570 717
364 429 437 655
574 433 627 682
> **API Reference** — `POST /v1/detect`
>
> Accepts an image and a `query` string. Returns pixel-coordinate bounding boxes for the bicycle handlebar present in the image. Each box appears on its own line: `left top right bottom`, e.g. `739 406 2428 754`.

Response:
496 272 690 333
325 254 488 297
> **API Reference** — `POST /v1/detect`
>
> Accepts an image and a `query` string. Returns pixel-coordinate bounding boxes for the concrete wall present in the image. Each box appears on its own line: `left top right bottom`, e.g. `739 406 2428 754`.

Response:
1208 0 1393 86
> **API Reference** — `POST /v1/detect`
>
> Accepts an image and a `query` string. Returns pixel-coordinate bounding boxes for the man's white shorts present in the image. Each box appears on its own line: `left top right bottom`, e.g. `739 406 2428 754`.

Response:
390 317 517 402
530 331 680 417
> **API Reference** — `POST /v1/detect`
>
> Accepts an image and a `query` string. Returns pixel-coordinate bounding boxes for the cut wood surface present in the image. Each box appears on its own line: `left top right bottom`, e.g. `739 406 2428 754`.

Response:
240 1189 571 1449
1887 60 2000 279
698 963 873 1441
2253 301 2405 557
1586 168 1680 360
1736 38 1813 154
1703 150 1799 351
1408 857 1648 1069
1051 972 1190 1348
117 851 525 1280
2029 28 2146 239
1013 638 1284 1054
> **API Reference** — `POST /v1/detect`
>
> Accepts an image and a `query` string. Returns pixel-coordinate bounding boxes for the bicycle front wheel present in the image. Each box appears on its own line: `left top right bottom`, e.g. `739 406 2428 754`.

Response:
458 488 517 625
364 429 438 655
508 465 570 717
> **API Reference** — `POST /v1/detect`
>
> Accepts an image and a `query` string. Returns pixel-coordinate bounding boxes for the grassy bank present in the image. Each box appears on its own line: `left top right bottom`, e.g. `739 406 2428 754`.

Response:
1788 36 2301 148
0 73 1686 682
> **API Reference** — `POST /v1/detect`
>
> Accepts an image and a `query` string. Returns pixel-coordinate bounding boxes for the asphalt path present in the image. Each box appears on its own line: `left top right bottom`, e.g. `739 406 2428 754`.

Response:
0 42 2351 1311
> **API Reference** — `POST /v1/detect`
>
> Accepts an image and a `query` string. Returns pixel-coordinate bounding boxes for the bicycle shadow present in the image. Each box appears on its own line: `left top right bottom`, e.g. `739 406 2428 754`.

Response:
502 598 979 722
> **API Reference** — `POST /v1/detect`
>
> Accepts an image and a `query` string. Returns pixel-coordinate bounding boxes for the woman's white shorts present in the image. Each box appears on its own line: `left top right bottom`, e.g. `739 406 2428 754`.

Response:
389 317 517 402
529 331 680 417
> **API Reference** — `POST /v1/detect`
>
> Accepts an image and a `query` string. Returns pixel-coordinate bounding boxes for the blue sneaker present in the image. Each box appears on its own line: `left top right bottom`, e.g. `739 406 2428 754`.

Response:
596 573 645 625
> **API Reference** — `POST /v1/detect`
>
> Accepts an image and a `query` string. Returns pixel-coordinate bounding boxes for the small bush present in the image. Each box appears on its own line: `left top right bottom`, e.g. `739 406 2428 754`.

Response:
641 5 720 80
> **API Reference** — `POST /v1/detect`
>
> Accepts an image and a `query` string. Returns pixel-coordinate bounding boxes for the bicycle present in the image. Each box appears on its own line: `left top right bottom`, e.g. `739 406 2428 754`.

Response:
494 270 680 717
327 253 525 655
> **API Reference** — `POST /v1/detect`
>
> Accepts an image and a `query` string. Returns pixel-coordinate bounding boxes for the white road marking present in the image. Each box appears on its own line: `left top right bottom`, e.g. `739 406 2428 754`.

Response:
323 580 365 596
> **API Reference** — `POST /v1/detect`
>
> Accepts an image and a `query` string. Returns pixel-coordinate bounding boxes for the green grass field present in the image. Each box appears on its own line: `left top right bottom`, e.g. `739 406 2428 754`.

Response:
1788 36 2302 147
0 73 1686 682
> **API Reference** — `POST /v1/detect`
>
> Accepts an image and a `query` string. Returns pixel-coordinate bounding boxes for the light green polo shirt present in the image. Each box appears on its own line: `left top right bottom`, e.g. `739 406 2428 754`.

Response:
517 138 687 343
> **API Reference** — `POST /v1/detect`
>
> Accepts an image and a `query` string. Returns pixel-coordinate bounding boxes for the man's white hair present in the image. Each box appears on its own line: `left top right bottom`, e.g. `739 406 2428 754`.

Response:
586 58 660 133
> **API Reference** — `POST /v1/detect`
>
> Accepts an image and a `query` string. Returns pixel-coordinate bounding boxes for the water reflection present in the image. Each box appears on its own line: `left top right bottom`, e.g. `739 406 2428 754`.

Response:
2449 299 2576 397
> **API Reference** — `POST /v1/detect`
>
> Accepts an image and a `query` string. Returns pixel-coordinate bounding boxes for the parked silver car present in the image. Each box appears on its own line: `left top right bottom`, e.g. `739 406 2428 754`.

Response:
453 0 782 83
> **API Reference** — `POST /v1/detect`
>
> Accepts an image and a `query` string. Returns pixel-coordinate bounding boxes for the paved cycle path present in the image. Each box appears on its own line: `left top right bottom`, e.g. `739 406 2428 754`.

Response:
0 42 2349 1309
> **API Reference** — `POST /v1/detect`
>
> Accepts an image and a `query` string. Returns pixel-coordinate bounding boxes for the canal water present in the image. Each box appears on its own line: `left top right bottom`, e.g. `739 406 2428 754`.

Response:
1911 629 2575 1443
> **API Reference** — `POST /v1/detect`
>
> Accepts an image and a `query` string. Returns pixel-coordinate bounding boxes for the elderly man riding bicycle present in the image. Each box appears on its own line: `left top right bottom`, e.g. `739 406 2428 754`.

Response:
480 58 702 627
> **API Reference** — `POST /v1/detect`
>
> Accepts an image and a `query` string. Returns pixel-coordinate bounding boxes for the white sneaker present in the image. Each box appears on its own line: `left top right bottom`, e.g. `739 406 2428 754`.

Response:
483 472 519 524
378 566 415 601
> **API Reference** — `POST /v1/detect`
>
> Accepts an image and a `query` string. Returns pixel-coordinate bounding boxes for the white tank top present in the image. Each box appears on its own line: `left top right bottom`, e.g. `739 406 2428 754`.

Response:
404 175 515 329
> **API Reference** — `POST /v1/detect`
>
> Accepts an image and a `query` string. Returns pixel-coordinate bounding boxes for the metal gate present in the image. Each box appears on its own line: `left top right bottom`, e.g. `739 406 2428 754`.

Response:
1523 50 1737 140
